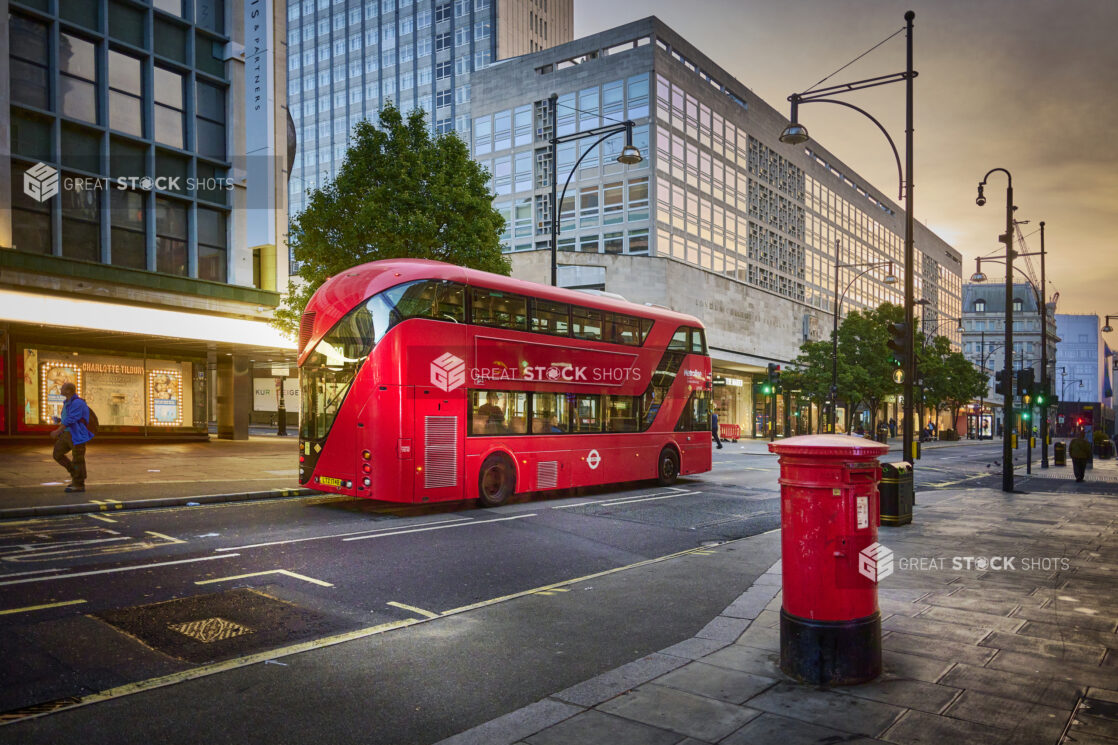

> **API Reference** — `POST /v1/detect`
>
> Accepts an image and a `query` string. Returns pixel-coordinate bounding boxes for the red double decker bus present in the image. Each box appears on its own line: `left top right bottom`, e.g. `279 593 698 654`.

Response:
298 259 712 506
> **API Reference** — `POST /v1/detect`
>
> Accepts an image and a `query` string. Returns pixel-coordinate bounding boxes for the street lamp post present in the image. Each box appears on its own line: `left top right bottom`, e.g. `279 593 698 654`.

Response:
548 93 642 286
830 238 898 433
780 10 917 464
975 168 1017 492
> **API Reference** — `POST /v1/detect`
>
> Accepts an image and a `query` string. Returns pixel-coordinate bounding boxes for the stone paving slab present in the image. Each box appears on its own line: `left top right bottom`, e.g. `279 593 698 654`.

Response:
437 486 1118 745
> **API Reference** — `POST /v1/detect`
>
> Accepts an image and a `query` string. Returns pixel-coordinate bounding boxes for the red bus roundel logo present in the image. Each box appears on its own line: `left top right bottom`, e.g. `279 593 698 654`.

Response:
431 353 466 392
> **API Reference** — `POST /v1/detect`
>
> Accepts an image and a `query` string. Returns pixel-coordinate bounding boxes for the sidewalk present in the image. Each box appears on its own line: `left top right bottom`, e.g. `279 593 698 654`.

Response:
0 437 315 518
437 485 1118 745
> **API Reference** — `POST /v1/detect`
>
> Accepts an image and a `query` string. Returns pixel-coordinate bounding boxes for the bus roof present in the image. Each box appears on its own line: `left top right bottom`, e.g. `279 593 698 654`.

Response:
307 258 704 331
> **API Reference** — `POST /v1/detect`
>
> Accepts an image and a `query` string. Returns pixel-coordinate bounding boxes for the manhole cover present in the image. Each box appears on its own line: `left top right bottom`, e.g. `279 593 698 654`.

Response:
169 617 253 643
94 588 346 664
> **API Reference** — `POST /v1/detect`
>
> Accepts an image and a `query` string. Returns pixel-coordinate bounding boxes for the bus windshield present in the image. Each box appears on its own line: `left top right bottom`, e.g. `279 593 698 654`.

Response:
300 301 375 441
300 279 466 441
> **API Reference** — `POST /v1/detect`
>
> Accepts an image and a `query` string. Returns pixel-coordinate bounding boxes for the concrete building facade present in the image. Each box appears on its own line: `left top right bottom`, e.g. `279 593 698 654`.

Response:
470 17 964 437
1 0 294 440
1054 314 1115 436
285 0 573 226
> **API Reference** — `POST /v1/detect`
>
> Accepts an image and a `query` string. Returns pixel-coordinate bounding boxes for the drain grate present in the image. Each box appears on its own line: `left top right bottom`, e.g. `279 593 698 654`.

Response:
0 697 83 723
169 617 253 644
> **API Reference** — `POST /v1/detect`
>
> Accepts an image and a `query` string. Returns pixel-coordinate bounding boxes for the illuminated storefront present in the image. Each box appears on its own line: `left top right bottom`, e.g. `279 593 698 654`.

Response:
18 345 203 435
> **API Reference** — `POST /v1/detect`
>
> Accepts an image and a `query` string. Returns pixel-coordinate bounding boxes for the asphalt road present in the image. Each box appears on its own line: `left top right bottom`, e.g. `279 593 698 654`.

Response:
0 441 1038 743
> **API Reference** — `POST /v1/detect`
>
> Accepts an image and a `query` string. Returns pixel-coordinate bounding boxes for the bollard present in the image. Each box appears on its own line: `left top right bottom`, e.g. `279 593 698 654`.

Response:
769 435 889 686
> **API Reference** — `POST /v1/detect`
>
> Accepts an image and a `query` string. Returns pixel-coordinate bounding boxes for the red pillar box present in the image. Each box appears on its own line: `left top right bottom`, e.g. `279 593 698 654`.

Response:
769 434 890 685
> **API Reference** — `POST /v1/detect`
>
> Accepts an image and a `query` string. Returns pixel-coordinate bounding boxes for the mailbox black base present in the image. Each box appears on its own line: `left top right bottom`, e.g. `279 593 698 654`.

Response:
779 608 881 686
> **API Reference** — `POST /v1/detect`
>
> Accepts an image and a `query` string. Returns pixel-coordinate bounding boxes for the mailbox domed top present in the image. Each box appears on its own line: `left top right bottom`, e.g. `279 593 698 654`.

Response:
768 434 890 457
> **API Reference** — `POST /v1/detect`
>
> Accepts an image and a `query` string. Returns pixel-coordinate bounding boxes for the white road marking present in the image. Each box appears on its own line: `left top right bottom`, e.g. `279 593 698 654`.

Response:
342 514 536 542
215 517 474 552
0 553 240 587
196 569 333 588
551 489 699 509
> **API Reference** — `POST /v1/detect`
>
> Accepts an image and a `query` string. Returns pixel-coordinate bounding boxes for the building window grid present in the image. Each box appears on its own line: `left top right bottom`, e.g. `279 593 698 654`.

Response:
7 3 232 283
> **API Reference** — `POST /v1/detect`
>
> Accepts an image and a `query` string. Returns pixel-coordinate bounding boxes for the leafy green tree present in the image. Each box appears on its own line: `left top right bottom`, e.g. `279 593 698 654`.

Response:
916 333 953 431
939 350 988 434
273 104 509 336
837 302 903 431
781 340 835 433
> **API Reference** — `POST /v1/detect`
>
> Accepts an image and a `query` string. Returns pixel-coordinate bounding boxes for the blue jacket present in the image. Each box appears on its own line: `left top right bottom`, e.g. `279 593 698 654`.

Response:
60 396 94 445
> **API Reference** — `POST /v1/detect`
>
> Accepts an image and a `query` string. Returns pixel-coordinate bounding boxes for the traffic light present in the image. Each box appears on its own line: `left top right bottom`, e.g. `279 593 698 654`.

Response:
1021 410 1031 421
994 370 1010 397
766 363 781 396
886 322 908 360
1016 369 1035 399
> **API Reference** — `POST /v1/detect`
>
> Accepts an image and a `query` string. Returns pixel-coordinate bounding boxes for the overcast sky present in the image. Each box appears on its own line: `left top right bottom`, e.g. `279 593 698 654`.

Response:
574 0 1118 326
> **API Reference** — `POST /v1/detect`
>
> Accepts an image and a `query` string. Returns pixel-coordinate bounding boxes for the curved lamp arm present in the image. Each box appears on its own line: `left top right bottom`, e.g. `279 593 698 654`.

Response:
797 96 904 201
554 130 622 235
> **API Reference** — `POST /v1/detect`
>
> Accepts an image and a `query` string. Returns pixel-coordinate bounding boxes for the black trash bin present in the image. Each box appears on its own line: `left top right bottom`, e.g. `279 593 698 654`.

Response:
879 462 914 526
1054 442 1066 467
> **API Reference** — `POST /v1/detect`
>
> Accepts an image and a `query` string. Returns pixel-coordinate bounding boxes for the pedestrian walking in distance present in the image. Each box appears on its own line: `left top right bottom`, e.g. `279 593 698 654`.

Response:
51 382 94 492
1069 430 1092 483
711 409 723 449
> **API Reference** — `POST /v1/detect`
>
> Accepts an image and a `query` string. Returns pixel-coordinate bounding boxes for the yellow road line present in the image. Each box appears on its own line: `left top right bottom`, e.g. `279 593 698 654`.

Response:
145 531 185 544
86 513 117 524
385 601 440 619
0 599 86 615
195 569 334 588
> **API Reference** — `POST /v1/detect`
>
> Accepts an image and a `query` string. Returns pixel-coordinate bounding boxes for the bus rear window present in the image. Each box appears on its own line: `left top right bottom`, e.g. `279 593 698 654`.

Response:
572 307 603 341
471 288 528 330
609 313 643 346
531 298 570 336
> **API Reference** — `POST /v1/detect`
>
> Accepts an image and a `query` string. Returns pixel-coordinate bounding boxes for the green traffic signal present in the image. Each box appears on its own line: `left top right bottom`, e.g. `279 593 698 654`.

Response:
1036 395 1046 405
761 384 773 395
1022 411 1031 420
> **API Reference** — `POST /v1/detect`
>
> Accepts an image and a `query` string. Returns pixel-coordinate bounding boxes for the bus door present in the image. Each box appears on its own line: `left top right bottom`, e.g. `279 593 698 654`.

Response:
413 386 466 502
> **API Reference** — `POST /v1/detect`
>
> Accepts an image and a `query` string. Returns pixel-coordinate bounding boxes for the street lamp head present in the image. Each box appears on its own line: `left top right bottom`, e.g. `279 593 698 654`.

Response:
1104 323 1114 333
976 183 986 207
971 270 987 283
883 271 898 285
779 123 810 145
616 145 643 165
956 319 965 334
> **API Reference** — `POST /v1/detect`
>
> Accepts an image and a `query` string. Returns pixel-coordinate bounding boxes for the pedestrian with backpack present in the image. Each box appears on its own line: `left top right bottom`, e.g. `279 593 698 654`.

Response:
50 382 95 493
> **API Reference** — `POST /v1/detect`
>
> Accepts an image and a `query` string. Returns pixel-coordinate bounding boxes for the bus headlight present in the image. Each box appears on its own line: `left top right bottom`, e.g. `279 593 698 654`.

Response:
363 477 371 487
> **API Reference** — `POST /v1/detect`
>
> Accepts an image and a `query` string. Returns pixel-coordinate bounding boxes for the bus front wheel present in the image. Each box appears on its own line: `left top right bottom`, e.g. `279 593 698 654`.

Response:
657 447 680 486
478 454 516 507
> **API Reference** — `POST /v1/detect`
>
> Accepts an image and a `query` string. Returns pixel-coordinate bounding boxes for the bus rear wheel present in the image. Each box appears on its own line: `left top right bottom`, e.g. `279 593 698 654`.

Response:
657 447 680 486
478 454 516 507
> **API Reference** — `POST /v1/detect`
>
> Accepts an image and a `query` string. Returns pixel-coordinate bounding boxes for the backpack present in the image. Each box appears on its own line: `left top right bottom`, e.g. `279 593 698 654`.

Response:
86 407 99 435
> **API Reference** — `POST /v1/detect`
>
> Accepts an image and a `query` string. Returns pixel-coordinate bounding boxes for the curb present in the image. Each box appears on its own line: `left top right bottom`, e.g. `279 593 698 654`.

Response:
0 487 321 520
436 554 785 745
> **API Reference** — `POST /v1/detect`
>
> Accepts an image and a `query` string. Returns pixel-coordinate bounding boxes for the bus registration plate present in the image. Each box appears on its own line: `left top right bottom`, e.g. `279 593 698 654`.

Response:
318 476 344 487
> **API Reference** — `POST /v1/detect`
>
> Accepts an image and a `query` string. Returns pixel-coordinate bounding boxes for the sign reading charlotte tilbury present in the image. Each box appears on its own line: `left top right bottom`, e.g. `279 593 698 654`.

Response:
22 349 195 429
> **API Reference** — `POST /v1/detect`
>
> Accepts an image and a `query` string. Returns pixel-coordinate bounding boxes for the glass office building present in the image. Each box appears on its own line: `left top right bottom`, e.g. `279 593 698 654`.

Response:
1 0 294 439
470 17 964 437
286 0 573 223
